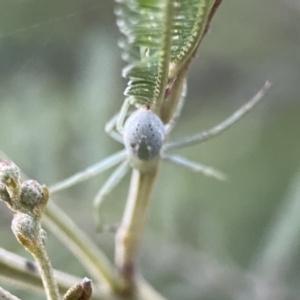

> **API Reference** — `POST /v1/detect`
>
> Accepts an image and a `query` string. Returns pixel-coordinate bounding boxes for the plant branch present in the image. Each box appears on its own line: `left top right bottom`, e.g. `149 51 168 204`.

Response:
45 200 167 300
43 202 119 292
115 169 158 297
11 212 60 300
0 286 21 300
0 248 111 300
25 232 59 300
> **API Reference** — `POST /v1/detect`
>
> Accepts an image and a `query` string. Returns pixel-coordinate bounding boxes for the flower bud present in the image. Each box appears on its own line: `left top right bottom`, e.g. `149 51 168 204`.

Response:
0 160 20 184
63 277 92 300
21 180 43 206
12 213 37 250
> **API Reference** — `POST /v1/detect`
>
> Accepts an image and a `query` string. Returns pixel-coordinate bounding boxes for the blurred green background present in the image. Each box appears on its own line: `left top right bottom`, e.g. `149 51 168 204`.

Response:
1 1 300 299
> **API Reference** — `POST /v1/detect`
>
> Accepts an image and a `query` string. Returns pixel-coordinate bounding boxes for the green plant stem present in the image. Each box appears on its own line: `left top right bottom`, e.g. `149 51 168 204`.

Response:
0 248 111 300
115 169 158 296
44 201 166 299
31 245 59 300
43 201 119 292
0 247 77 295
12 215 59 300
0 286 21 300
28 236 59 300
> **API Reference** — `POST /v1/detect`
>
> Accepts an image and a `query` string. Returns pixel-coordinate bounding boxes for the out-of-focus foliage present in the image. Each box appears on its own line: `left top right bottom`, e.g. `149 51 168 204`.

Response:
1 1 300 299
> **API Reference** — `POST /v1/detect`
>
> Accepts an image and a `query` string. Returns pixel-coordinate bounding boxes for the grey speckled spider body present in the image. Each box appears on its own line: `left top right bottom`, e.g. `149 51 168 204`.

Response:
123 107 165 162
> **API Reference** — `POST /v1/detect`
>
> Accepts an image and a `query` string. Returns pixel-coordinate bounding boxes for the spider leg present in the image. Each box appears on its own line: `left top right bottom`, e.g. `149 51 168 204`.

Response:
49 150 127 194
117 97 131 133
165 80 272 151
164 78 187 135
93 161 130 231
105 112 123 143
163 154 227 181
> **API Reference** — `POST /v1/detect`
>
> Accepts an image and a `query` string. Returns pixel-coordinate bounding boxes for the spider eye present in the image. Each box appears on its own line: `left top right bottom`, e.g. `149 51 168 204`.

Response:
123 107 165 161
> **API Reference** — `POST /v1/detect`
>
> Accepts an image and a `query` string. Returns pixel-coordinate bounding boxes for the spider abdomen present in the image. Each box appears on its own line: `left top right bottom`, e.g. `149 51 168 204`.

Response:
123 107 165 161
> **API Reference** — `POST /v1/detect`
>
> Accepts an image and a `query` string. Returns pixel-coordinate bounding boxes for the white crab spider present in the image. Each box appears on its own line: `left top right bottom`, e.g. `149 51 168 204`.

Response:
49 81 271 230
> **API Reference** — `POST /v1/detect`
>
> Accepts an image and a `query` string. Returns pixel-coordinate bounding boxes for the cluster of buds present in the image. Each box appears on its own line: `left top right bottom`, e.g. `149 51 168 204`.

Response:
0 160 93 300
0 160 49 217
0 160 49 250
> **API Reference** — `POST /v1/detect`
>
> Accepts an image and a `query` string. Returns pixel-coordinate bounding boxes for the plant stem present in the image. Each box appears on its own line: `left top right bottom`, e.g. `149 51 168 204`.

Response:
0 247 76 295
29 235 59 300
115 169 158 296
43 201 119 292
44 200 165 299
0 286 21 300
0 248 111 300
